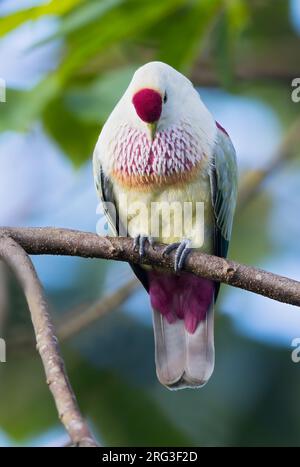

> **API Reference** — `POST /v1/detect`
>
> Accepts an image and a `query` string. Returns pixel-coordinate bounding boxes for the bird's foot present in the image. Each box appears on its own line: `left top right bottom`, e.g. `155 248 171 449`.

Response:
163 239 191 273
133 234 155 258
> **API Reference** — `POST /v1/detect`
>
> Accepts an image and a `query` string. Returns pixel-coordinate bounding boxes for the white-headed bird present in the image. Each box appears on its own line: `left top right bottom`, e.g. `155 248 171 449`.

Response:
93 62 237 390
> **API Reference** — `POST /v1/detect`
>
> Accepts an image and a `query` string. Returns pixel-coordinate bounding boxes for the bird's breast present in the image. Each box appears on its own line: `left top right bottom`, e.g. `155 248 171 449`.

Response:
110 124 209 191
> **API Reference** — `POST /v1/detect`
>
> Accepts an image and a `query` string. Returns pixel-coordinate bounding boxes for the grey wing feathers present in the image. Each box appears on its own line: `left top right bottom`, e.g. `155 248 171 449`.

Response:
210 127 238 259
93 152 119 236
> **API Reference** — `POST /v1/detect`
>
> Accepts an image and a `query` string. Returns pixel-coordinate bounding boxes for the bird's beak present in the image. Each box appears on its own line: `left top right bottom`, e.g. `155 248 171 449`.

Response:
147 122 157 143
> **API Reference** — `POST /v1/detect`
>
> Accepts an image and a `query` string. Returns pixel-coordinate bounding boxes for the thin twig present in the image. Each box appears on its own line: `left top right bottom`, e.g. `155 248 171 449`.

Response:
192 56 300 86
0 235 99 447
9 278 139 352
58 278 139 340
1 227 300 307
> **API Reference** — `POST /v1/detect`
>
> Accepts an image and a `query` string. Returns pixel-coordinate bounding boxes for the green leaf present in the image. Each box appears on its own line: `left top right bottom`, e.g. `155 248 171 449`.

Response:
214 0 250 88
158 0 223 73
0 343 189 445
58 0 187 80
0 76 61 133
43 96 100 166
226 0 249 33
65 66 137 123
80 370 191 446
43 0 125 40
0 353 57 440
0 0 82 37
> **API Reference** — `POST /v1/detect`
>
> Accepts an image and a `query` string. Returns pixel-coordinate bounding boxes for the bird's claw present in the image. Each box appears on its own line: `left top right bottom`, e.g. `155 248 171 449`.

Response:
133 235 155 257
163 239 191 273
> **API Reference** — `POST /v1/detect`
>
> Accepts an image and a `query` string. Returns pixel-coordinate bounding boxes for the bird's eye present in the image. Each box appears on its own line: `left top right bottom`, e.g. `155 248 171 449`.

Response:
163 92 168 103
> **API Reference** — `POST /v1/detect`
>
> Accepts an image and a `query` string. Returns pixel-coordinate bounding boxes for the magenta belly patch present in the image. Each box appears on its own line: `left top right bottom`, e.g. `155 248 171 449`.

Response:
149 271 214 334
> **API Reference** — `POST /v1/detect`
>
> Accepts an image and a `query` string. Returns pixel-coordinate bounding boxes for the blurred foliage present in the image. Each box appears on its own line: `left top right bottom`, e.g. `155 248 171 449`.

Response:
0 0 299 165
0 0 298 164
0 0 299 163
0 0 300 448
2 303 300 446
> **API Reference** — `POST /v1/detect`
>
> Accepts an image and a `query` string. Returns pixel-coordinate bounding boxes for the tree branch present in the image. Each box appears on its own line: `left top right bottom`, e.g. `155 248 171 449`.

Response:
0 235 99 447
58 278 139 340
1 227 299 307
10 278 140 352
0 261 8 333
192 49 300 86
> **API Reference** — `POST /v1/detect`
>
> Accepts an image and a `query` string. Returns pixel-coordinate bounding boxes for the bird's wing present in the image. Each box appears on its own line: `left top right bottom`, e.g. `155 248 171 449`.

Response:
93 151 150 291
93 151 119 237
210 124 238 295
210 124 238 257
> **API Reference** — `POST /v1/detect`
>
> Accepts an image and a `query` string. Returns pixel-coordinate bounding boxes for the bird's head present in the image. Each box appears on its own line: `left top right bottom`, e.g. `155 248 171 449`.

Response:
122 61 212 143
97 62 217 180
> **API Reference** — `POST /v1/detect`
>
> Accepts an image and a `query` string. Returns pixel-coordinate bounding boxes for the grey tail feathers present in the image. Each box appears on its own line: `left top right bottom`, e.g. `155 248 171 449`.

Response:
152 306 214 390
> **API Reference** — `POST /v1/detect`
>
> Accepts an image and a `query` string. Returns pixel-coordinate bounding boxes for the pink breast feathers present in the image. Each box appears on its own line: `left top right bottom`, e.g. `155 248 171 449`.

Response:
149 271 215 334
112 125 202 179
